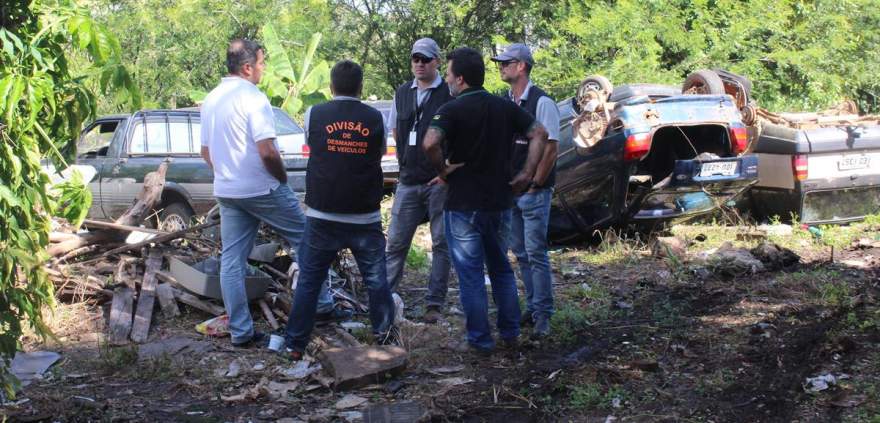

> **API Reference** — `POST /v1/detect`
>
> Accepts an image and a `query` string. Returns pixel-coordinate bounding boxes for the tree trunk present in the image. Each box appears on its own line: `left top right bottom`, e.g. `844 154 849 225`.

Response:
48 162 168 258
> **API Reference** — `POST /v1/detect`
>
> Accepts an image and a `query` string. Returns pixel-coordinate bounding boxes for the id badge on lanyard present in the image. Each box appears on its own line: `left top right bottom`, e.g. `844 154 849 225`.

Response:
410 89 432 146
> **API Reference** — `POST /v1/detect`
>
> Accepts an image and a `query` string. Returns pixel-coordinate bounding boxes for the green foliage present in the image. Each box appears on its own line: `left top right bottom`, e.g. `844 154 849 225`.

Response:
259 24 331 117
568 383 626 410
569 383 602 409
88 0 338 111
540 0 880 113
51 169 92 227
0 0 138 397
550 302 593 345
405 243 430 272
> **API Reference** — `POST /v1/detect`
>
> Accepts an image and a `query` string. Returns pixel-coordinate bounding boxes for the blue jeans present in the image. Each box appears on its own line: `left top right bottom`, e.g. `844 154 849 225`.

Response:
285 217 395 352
509 188 554 319
217 184 334 344
385 183 451 308
445 210 520 350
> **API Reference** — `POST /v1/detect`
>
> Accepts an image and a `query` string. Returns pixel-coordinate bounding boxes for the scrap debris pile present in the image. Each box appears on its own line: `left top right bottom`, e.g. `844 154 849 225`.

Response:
44 162 376 354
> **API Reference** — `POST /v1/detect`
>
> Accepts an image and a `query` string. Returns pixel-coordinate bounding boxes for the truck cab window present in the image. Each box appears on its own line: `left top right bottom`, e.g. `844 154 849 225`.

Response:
129 121 169 153
168 121 194 153
78 121 119 156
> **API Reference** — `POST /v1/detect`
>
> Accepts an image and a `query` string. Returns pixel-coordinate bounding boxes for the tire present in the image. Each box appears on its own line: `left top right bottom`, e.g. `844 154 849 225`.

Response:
580 75 613 95
575 75 613 114
682 70 725 95
159 202 194 232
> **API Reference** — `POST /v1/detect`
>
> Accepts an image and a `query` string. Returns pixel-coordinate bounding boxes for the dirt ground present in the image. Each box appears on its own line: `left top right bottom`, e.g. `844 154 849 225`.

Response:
2 215 880 423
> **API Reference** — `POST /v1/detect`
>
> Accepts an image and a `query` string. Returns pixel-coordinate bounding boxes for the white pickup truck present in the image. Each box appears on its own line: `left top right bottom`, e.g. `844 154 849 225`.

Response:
749 105 880 224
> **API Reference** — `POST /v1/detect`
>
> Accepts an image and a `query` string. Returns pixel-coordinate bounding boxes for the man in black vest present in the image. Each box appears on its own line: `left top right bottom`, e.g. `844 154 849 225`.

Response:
492 43 560 339
423 47 548 355
284 60 395 360
385 38 455 323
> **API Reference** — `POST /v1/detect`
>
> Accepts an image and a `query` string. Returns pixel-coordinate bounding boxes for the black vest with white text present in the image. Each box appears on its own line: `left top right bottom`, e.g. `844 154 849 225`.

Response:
306 99 385 213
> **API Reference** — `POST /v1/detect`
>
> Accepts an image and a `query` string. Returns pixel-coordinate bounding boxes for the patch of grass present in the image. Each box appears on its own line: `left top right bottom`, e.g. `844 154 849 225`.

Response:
652 301 687 329
578 230 645 267
406 243 430 272
565 282 610 303
139 353 174 380
98 343 138 373
569 383 627 410
569 383 602 409
551 302 594 345
816 279 852 309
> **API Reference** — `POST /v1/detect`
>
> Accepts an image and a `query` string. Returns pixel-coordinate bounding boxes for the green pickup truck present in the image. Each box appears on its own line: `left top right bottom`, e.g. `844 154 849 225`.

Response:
72 107 399 230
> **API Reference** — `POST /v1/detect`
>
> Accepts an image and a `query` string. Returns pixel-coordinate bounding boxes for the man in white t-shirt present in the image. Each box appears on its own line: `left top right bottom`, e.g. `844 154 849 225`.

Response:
200 39 349 348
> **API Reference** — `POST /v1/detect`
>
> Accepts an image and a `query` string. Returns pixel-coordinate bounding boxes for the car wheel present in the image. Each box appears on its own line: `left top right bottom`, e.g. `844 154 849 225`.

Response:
575 75 613 114
579 75 613 95
159 202 194 232
682 70 725 95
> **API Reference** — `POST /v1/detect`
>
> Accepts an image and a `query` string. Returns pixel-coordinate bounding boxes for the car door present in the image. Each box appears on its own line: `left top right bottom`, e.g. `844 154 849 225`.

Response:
102 114 169 219
549 98 626 242
75 118 125 219
174 115 214 215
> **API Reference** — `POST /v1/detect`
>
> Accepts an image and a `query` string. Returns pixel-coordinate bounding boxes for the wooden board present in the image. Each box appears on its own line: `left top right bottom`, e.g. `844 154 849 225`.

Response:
171 287 225 316
108 287 134 344
320 346 408 391
131 249 163 343
155 283 180 318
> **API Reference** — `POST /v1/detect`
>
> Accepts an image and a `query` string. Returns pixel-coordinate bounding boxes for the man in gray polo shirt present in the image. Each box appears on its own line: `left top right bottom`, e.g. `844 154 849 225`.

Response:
492 43 561 339
385 38 455 323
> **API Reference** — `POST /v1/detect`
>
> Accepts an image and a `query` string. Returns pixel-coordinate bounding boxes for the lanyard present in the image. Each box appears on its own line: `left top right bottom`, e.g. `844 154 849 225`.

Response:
414 87 434 125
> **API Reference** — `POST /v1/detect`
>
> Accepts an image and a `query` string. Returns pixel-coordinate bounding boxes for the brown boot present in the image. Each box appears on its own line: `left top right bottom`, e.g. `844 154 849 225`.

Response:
423 306 443 323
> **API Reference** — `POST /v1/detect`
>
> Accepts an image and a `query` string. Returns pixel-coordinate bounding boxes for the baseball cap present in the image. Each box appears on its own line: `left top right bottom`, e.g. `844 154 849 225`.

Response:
491 43 534 65
411 38 441 59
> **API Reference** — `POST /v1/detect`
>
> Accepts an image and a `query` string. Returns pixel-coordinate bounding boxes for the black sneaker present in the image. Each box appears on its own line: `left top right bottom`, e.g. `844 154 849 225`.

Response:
316 307 354 323
445 339 493 357
232 331 267 348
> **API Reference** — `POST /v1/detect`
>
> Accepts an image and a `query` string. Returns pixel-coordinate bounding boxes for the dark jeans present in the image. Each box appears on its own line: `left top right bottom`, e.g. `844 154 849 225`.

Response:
445 210 520 350
284 217 395 352
385 182 450 308
509 188 555 320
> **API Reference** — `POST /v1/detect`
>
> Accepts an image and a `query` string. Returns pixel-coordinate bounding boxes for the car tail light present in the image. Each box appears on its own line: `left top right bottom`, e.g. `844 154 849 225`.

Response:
729 125 748 154
624 132 651 161
301 144 310 157
792 154 808 181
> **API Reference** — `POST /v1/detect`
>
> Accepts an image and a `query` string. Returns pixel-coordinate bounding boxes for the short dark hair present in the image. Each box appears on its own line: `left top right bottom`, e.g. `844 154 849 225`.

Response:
446 47 485 88
330 60 363 97
226 39 263 74
523 61 533 75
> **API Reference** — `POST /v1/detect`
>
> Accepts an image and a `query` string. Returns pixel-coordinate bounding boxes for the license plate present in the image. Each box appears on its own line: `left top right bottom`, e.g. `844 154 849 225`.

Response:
699 161 738 177
838 155 870 171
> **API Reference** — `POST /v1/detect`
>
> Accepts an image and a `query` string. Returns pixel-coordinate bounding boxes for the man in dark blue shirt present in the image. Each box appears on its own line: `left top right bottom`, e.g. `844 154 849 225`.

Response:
423 47 548 354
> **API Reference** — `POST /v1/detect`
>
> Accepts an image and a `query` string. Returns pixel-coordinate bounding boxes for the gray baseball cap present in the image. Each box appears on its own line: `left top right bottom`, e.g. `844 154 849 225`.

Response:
491 43 534 65
411 38 441 59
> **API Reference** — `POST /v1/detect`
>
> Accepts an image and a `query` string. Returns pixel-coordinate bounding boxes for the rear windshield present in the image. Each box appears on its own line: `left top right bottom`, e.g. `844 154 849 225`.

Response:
274 109 304 135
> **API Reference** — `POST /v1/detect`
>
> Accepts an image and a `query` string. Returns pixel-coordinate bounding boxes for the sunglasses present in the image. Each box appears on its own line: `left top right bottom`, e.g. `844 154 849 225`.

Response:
499 60 519 68
411 55 434 64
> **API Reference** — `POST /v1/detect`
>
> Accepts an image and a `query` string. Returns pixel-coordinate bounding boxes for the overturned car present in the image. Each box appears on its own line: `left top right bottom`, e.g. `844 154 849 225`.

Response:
548 74 758 242
682 69 880 224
